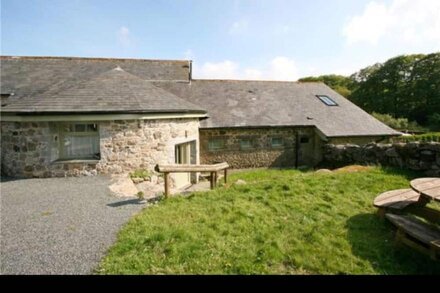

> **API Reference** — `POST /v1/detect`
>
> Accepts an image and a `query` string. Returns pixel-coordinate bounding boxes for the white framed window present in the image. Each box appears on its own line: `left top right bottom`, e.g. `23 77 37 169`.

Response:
59 123 100 160
271 137 284 148
208 138 225 151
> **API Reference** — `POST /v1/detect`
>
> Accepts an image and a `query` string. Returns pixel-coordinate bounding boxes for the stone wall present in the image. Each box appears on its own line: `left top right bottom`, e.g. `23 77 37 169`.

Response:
199 127 318 168
1 118 199 178
322 142 440 176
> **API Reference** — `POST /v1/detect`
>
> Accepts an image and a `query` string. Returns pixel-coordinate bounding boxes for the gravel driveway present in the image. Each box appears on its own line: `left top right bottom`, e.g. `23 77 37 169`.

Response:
1 176 145 275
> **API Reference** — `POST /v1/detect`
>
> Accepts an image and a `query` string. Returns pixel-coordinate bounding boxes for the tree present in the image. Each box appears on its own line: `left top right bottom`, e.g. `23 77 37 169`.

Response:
350 53 440 126
298 74 355 98
297 52 440 130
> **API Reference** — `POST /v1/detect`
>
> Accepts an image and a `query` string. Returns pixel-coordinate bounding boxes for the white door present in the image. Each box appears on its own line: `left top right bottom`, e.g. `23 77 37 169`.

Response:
173 142 191 189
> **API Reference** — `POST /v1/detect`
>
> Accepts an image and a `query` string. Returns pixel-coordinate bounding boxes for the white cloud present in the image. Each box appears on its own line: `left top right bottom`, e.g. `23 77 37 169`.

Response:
228 19 249 35
193 57 299 81
343 0 440 46
268 57 299 81
116 26 132 47
195 60 239 79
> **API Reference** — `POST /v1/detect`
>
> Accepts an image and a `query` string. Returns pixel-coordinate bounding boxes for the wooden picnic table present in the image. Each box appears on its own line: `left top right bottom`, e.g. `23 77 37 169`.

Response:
410 177 440 203
374 177 440 260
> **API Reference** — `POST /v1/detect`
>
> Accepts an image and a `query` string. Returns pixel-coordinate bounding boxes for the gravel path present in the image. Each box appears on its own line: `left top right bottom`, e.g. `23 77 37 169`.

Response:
0 176 145 275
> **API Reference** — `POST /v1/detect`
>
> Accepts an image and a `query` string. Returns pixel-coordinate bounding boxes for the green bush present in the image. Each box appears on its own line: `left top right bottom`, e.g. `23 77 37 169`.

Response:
129 169 151 179
392 132 440 143
372 112 427 132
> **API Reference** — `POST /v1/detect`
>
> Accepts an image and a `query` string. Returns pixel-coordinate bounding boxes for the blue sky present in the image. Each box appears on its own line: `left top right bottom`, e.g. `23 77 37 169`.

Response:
1 0 439 80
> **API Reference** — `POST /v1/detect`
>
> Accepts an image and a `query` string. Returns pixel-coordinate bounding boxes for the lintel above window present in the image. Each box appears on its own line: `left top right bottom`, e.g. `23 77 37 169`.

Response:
316 95 338 106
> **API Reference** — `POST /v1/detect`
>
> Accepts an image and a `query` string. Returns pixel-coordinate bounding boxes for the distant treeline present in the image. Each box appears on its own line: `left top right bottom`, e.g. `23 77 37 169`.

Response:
299 52 440 131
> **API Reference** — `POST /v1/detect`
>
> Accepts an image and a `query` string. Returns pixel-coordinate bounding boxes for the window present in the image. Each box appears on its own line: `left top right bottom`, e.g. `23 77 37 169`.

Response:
208 138 225 151
300 136 310 144
59 123 100 160
271 137 284 148
316 95 338 106
239 138 254 150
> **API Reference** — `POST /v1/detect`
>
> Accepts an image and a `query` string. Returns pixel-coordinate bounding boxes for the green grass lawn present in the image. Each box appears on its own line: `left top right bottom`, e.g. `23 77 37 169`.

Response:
98 167 440 274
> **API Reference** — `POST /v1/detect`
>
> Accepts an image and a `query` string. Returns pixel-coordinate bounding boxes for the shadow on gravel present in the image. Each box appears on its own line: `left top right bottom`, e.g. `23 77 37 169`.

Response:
107 199 144 207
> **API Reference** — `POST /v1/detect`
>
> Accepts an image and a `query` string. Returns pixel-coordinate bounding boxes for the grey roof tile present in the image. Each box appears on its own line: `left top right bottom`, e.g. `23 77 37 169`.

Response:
2 67 205 114
155 79 400 137
1 56 190 97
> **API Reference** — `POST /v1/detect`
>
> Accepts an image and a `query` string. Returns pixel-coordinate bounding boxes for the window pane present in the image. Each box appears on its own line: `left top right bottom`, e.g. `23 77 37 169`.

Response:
64 135 99 158
75 124 86 132
271 137 283 147
208 139 224 150
240 139 253 149
87 124 98 132
317 95 338 106
300 136 309 144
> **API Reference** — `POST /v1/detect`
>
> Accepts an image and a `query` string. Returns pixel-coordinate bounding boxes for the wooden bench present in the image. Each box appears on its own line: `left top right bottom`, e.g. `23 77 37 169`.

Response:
373 189 420 218
385 213 440 260
155 162 229 198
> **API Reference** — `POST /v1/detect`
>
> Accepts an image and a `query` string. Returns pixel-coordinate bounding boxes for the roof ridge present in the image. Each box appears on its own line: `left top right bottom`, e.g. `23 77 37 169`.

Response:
192 78 325 84
0 55 191 63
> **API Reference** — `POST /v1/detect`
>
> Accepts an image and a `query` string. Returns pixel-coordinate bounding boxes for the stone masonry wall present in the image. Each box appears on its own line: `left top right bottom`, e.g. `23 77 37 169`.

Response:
1 118 199 178
322 142 440 176
97 119 199 174
200 127 317 168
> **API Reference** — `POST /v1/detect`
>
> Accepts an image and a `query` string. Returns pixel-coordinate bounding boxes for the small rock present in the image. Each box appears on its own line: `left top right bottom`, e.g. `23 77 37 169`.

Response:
315 169 333 174
235 179 247 185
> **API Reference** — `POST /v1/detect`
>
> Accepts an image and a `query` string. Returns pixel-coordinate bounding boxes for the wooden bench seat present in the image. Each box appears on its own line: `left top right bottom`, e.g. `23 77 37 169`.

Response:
385 213 440 260
373 189 420 217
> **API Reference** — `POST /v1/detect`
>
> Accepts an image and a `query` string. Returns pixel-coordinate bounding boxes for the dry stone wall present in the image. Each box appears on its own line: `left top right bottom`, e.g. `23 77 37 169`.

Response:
323 142 440 176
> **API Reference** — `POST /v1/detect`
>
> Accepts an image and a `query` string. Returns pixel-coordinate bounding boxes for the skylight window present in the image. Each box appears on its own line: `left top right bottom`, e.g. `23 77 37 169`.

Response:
316 95 338 106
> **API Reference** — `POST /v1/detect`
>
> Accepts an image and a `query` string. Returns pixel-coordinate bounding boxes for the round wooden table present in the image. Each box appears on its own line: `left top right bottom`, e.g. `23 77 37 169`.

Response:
410 177 440 202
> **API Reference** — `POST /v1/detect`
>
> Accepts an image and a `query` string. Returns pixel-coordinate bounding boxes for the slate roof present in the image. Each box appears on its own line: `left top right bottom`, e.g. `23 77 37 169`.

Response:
1 56 400 137
156 79 401 137
2 66 205 114
0 56 190 98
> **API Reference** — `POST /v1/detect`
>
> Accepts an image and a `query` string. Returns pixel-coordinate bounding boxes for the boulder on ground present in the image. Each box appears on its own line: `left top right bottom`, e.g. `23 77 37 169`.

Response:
108 175 138 197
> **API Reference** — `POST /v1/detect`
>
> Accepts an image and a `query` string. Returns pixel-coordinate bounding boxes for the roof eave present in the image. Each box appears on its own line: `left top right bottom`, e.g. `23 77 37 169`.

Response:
1 109 207 115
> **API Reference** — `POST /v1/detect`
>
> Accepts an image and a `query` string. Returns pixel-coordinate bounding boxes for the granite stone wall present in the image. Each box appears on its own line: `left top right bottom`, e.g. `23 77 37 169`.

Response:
322 142 440 176
1 118 199 178
199 127 318 168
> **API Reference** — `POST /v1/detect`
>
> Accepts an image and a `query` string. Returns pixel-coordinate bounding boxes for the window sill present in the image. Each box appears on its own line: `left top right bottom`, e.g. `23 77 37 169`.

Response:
52 159 100 164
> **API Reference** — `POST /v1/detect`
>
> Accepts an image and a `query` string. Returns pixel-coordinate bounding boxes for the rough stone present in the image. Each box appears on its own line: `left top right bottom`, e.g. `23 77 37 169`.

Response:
108 176 139 197
200 127 317 168
323 142 440 176
1 118 199 178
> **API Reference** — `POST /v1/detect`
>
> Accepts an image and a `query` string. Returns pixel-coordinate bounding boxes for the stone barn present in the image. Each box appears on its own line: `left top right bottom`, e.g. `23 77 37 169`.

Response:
1 56 400 181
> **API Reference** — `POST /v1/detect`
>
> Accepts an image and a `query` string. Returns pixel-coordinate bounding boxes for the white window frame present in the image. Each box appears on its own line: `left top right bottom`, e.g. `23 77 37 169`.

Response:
59 123 100 160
